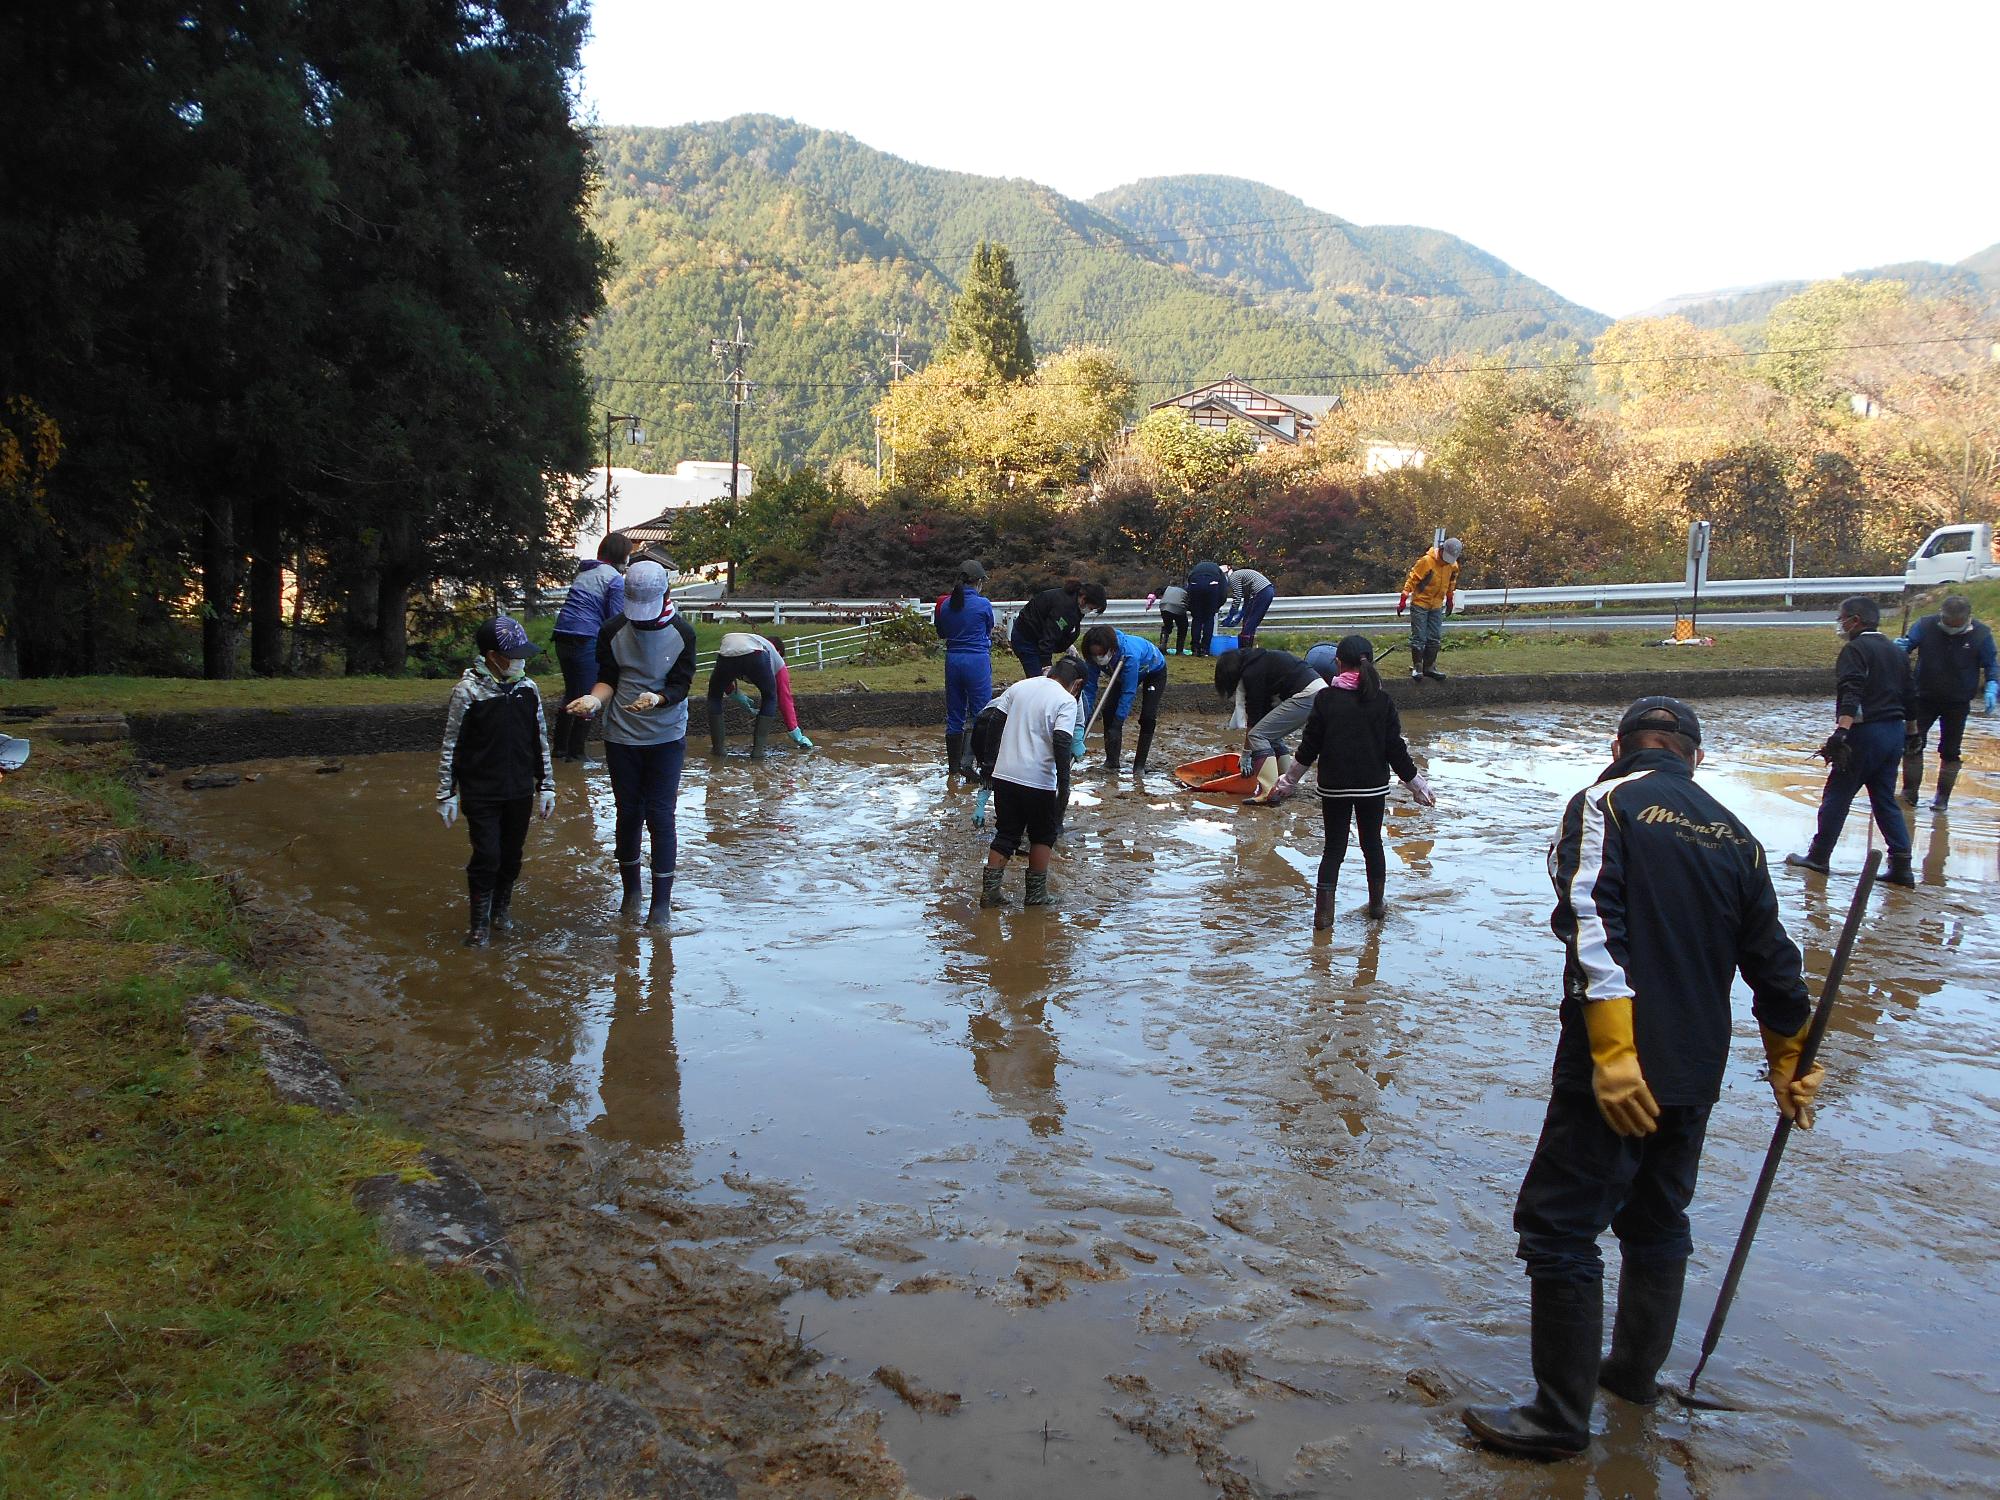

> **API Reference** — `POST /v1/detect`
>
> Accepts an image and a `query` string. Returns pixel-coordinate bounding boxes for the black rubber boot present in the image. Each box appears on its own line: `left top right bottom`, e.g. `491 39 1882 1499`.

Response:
1101 720 1123 774
980 866 1006 908
1933 759 1961 812
750 716 769 763
644 874 673 928
1132 720 1156 775
1423 645 1447 681
1312 884 1337 932
464 892 492 948
1462 1277 1601 1459
490 882 515 933
946 732 964 776
1598 1258 1686 1406
1024 871 1051 907
1784 836 1834 874
618 861 645 920
1901 747 1923 806
1883 852 1916 887
1366 867 1386 921
707 702 727 757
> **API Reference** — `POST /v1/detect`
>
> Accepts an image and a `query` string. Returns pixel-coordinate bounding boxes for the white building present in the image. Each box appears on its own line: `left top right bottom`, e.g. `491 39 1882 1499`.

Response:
572 461 754 559
1363 441 1427 475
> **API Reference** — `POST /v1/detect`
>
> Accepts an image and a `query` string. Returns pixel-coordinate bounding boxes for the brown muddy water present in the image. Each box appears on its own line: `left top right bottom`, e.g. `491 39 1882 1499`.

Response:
162 699 2000 1499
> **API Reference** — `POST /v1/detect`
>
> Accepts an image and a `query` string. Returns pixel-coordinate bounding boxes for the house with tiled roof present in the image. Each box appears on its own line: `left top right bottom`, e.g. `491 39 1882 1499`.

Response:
1149 376 1340 449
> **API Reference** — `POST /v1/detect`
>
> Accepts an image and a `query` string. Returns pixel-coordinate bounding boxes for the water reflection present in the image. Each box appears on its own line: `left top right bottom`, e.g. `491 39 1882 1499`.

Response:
589 933 685 1150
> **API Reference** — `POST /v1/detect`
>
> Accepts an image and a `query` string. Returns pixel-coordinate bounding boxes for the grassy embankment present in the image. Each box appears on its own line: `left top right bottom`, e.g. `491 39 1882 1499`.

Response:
9 581 1991 714
0 742 580 1494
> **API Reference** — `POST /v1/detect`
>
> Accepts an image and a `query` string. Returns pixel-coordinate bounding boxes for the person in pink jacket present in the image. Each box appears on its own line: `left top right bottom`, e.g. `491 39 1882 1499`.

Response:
706 631 812 761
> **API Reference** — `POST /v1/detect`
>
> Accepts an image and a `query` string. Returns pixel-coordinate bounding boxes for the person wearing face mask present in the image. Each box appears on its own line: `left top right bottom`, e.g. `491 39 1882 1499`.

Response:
434 616 557 947
1785 595 1917 886
1076 624 1169 774
1897 593 1997 813
1463 697 1818 1460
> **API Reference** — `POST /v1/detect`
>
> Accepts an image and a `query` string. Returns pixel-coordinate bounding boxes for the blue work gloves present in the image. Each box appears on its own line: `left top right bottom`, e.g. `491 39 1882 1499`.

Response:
728 691 756 714
790 727 813 748
1987 681 1998 715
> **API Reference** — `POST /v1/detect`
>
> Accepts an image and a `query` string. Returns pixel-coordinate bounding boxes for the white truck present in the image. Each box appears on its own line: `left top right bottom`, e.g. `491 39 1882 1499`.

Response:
1905 523 2000 586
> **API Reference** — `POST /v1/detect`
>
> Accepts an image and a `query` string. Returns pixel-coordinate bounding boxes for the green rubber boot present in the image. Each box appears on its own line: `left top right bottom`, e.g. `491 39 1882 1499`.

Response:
750 715 770 763
1024 871 1051 907
980 867 1006 908
707 702 727 758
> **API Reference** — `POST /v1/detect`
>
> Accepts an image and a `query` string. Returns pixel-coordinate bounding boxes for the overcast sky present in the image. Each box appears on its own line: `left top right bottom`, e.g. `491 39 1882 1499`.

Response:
579 0 1995 318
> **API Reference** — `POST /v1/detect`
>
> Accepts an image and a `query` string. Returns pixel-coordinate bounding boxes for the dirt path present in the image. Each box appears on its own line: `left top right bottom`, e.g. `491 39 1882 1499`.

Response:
160 700 2000 1498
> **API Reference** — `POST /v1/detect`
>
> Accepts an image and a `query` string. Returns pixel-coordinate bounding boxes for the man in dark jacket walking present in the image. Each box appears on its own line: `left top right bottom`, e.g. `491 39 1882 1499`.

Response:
1785 595 1917 885
1464 697 1820 1459
1898 593 1997 812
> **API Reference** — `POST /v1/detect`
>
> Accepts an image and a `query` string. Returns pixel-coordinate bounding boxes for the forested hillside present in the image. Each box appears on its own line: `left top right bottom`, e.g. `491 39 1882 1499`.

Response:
585 118 1595 473
1651 250 1998 333
1086 174 1607 361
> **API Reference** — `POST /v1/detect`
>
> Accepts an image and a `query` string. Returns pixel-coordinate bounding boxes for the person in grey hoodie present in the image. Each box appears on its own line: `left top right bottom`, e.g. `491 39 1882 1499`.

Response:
563 561 698 927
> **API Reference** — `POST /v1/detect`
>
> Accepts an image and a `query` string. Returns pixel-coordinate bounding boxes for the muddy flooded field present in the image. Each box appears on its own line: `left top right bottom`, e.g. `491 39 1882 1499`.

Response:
161 698 2000 1498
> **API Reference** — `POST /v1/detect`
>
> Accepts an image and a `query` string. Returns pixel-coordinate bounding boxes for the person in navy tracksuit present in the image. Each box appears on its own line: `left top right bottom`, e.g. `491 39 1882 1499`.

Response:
1077 625 1169 775
935 560 996 777
1898 593 1998 811
1185 559 1226 657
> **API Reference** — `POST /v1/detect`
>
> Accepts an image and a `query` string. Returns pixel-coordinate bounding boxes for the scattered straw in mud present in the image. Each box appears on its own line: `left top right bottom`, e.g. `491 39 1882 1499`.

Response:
871 1365 962 1417
773 1252 881 1299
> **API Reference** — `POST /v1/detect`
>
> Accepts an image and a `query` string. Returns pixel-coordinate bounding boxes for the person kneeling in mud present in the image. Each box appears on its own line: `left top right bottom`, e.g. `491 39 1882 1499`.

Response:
976 658 1085 908
706 630 810 761
1273 635 1433 929
1078 624 1169 775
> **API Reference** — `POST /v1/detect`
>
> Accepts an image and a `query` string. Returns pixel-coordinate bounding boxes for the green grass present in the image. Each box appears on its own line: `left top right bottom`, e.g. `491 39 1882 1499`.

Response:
0 744 582 1497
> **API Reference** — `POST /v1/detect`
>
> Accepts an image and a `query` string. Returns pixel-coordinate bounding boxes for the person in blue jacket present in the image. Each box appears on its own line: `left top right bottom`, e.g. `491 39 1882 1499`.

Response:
1077 624 1169 774
1898 593 1998 812
935 559 996 777
550 533 630 762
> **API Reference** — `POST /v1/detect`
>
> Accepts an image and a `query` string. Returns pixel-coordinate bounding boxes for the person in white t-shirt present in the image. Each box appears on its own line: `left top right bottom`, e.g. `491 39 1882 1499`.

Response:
979 658 1085 908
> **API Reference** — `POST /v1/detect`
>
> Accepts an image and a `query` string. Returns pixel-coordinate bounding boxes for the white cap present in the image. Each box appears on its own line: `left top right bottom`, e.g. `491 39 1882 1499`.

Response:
623 560 669 621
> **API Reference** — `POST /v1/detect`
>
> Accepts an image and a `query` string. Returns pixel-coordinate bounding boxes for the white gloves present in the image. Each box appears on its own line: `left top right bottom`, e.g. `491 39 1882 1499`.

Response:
536 790 555 821
623 691 663 713
437 794 459 828
1408 772 1436 808
564 694 601 717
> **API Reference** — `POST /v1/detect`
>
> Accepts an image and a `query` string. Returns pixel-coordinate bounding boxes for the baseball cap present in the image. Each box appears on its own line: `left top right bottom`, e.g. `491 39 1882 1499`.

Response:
1618 695 1701 745
623 560 670 621
475 616 539 657
958 559 987 583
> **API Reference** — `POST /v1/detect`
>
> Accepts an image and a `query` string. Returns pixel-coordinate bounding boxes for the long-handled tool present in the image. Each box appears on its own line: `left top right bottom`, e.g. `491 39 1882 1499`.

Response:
1675 847 1881 1410
1076 656 1123 766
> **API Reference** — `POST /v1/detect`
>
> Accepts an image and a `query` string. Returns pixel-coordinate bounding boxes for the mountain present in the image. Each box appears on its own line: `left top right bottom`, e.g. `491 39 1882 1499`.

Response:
585 117 1601 475
1086 175 1608 363
1644 249 1999 333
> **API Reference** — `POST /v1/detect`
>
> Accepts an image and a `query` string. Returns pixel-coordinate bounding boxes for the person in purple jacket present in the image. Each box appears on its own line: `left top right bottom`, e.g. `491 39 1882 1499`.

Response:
550 533 631 762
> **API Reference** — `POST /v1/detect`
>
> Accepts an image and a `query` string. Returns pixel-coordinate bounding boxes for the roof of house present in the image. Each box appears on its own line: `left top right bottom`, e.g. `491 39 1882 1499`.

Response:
1182 396 1298 446
1151 374 1340 423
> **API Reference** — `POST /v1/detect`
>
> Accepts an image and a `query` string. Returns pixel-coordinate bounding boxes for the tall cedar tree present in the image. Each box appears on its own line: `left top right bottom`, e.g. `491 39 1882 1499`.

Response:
939 241 1035 381
0 0 604 679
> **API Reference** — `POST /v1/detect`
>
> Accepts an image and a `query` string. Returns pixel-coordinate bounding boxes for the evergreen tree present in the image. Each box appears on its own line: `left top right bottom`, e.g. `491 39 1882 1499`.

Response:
939 241 1035 381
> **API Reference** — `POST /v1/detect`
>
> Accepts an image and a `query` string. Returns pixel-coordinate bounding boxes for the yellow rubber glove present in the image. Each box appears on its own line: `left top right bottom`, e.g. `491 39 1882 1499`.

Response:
1584 997 1660 1137
1761 1024 1825 1130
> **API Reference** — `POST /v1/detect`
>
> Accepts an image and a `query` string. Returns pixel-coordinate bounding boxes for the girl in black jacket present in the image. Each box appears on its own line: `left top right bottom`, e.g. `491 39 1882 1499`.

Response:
1275 635 1434 930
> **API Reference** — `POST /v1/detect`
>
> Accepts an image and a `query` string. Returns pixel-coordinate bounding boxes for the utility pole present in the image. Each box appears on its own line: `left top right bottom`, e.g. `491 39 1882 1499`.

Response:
709 315 751 504
877 324 912 486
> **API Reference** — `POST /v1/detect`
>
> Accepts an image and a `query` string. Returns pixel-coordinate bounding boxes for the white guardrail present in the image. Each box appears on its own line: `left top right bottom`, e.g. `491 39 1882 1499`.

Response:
539 574 1910 674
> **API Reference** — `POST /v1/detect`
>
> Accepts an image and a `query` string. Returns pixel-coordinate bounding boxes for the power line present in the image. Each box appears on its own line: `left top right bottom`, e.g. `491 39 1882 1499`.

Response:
588 332 1992 397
